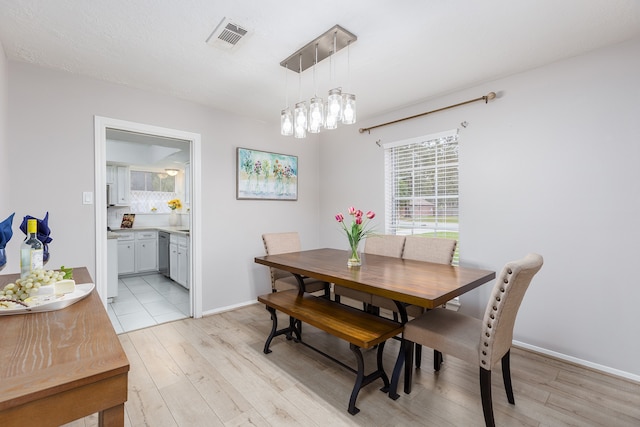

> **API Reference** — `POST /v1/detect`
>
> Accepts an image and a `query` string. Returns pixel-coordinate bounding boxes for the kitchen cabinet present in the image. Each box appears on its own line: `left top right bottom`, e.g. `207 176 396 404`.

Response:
116 166 130 205
106 165 116 184
107 164 130 206
169 233 189 289
116 232 135 275
107 235 119 298
135 231 158 273
115 230 158 276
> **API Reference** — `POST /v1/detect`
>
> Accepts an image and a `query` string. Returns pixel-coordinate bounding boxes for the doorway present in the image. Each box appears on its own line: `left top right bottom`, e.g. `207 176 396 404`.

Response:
94 116 203 325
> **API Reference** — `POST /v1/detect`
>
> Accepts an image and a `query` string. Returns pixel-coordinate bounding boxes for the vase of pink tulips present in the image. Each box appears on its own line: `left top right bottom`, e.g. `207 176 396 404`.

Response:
335 206 376 267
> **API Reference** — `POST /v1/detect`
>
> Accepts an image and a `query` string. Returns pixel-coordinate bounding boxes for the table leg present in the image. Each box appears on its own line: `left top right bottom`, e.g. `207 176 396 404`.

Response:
389 337 415 399
98 403 124 427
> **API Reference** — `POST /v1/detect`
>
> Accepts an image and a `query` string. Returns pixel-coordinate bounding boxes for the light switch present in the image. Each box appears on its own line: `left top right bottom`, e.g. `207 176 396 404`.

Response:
83 191 93 205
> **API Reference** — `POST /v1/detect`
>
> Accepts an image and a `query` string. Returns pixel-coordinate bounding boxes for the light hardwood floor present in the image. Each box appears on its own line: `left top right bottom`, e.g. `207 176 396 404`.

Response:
64 302 639 427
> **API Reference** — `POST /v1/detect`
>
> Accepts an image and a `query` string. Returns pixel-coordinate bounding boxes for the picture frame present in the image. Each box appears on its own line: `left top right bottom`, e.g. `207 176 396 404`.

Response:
120 214 135 228
236 147 298 201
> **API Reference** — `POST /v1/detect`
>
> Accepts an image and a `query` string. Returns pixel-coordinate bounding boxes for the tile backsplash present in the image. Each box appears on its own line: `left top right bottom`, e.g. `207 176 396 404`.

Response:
108 207 188 229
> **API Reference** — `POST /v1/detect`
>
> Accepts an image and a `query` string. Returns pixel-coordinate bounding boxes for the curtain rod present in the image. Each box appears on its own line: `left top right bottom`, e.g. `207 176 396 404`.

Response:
359 92 496 134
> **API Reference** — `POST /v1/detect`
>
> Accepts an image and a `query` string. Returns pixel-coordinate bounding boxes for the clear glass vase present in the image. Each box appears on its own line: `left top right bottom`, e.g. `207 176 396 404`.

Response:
347 243 361 267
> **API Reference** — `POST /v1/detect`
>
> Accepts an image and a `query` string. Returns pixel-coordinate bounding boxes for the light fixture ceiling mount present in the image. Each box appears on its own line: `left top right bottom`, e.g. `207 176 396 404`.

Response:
279 25 357 73
165 168 179 176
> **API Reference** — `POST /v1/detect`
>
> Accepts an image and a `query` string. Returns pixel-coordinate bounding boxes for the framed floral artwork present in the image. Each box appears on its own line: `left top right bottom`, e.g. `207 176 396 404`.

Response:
236 148 298 200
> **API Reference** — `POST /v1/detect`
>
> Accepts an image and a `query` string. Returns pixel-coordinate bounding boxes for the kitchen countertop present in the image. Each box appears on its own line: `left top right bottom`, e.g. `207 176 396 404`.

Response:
108 226 190 237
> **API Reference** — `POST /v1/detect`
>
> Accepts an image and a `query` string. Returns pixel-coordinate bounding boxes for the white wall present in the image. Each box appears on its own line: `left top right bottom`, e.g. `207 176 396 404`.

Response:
5 35 639 379
0 40 8 213
5 62 321 312
319 37 640 378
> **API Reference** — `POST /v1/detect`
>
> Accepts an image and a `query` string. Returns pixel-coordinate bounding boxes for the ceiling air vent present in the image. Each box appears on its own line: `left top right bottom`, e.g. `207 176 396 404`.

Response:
206 18 249 49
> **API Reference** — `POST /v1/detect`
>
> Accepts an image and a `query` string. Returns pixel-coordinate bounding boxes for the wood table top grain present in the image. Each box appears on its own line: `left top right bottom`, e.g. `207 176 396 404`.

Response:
255 248 496 309
0 267 129 427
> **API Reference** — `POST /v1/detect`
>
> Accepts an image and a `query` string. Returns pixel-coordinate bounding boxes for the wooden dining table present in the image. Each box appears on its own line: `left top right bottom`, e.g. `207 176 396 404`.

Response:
255 248 496 393
0 267 129 427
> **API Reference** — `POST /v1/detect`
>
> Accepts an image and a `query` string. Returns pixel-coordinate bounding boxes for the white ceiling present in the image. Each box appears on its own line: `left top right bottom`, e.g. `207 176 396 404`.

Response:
1 0 639 125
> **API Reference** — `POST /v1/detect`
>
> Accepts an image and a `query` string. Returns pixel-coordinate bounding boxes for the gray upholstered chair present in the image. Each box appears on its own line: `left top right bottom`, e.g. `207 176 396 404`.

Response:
371 235 457 367
392 253 543 427
261 232 328 295
334 234 406 308
371 235 458 317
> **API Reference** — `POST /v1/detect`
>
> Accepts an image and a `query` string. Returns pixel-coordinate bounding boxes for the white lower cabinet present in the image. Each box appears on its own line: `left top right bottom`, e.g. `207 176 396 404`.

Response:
169 233 189 289
107 237 119 298
115 230 158 276
116 232 135 275
135 231 158 273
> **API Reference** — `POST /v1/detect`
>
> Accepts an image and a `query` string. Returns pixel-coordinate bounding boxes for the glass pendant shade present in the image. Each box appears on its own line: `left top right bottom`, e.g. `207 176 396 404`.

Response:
325 88 342 129
308 97 324 133
281 108 293 136
294 101 308 139
341 93 356 124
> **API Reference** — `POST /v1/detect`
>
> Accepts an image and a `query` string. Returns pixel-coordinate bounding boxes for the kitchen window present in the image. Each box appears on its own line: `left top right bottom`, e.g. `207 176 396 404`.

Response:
383 129 459 264
130 170 177 213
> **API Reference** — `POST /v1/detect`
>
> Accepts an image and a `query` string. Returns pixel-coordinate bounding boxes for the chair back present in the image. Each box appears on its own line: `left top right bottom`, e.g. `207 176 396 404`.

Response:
262 232 301 284
479 253 543 368
364 234 406 258
402 236 457 264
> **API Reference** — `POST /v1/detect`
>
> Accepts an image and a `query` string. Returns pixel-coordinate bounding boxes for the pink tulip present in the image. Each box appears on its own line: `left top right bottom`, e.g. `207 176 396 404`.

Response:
355 209 363 218
366 211 375 219
335 213 344 222
348 206 356 215
355 216 362 225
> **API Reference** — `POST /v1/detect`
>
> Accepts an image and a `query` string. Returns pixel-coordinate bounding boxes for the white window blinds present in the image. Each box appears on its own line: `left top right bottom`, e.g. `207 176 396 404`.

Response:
384 130 459 263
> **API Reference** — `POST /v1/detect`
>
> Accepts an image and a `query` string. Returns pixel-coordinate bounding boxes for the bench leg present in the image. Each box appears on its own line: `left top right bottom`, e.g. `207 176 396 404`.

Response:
348 342 390 415
348 344 365 415
263 306 301 354
289 317 302 342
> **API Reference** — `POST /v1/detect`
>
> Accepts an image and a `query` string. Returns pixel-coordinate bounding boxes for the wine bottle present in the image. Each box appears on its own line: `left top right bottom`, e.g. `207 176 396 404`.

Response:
20 218 43 278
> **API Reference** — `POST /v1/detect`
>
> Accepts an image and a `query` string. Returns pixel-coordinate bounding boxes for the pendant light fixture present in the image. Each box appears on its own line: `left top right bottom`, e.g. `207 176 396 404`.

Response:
280 62 293 136
341 41 357 125
278 25 357 139
308 44 324 133
293 54 307 139
325 31 342 130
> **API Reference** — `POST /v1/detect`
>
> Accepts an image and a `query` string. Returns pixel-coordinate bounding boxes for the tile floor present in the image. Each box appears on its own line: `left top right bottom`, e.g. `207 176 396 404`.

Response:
107 273 190 334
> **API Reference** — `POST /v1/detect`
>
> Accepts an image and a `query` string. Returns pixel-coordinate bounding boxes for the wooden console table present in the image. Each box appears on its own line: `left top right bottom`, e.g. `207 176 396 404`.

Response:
0 267 129 427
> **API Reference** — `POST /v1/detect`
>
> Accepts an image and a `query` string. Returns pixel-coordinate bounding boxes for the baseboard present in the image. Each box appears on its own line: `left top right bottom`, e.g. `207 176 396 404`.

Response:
202 300 259 317
513 340 640 384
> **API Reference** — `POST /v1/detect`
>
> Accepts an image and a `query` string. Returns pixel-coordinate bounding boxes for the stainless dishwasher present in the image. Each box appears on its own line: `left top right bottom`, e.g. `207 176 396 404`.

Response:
158 231 170 277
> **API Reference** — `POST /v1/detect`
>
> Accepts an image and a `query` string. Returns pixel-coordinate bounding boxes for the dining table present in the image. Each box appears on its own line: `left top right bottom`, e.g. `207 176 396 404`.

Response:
255 248 496 394
0 267 129 427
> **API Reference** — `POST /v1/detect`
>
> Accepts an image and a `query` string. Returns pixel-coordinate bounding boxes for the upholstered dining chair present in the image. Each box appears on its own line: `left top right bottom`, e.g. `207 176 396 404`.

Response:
371 235 457 367
261 232 328 296
392 253 543 427
371 235 458 317
334 234 406 309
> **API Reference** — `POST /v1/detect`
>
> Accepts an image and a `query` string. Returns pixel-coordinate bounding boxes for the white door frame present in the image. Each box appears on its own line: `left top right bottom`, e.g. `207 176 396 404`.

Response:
94 116 203 318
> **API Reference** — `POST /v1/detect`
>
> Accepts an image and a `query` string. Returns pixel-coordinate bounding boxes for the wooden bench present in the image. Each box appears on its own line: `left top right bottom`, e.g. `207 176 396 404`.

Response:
258 290 403 415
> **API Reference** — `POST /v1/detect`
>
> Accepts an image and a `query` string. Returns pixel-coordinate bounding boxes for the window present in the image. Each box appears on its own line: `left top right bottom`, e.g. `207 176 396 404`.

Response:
384 129 459 264
129 170 177 213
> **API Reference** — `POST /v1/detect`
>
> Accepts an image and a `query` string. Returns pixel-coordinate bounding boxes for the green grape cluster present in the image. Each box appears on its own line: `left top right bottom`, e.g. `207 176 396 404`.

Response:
0 269 66 301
